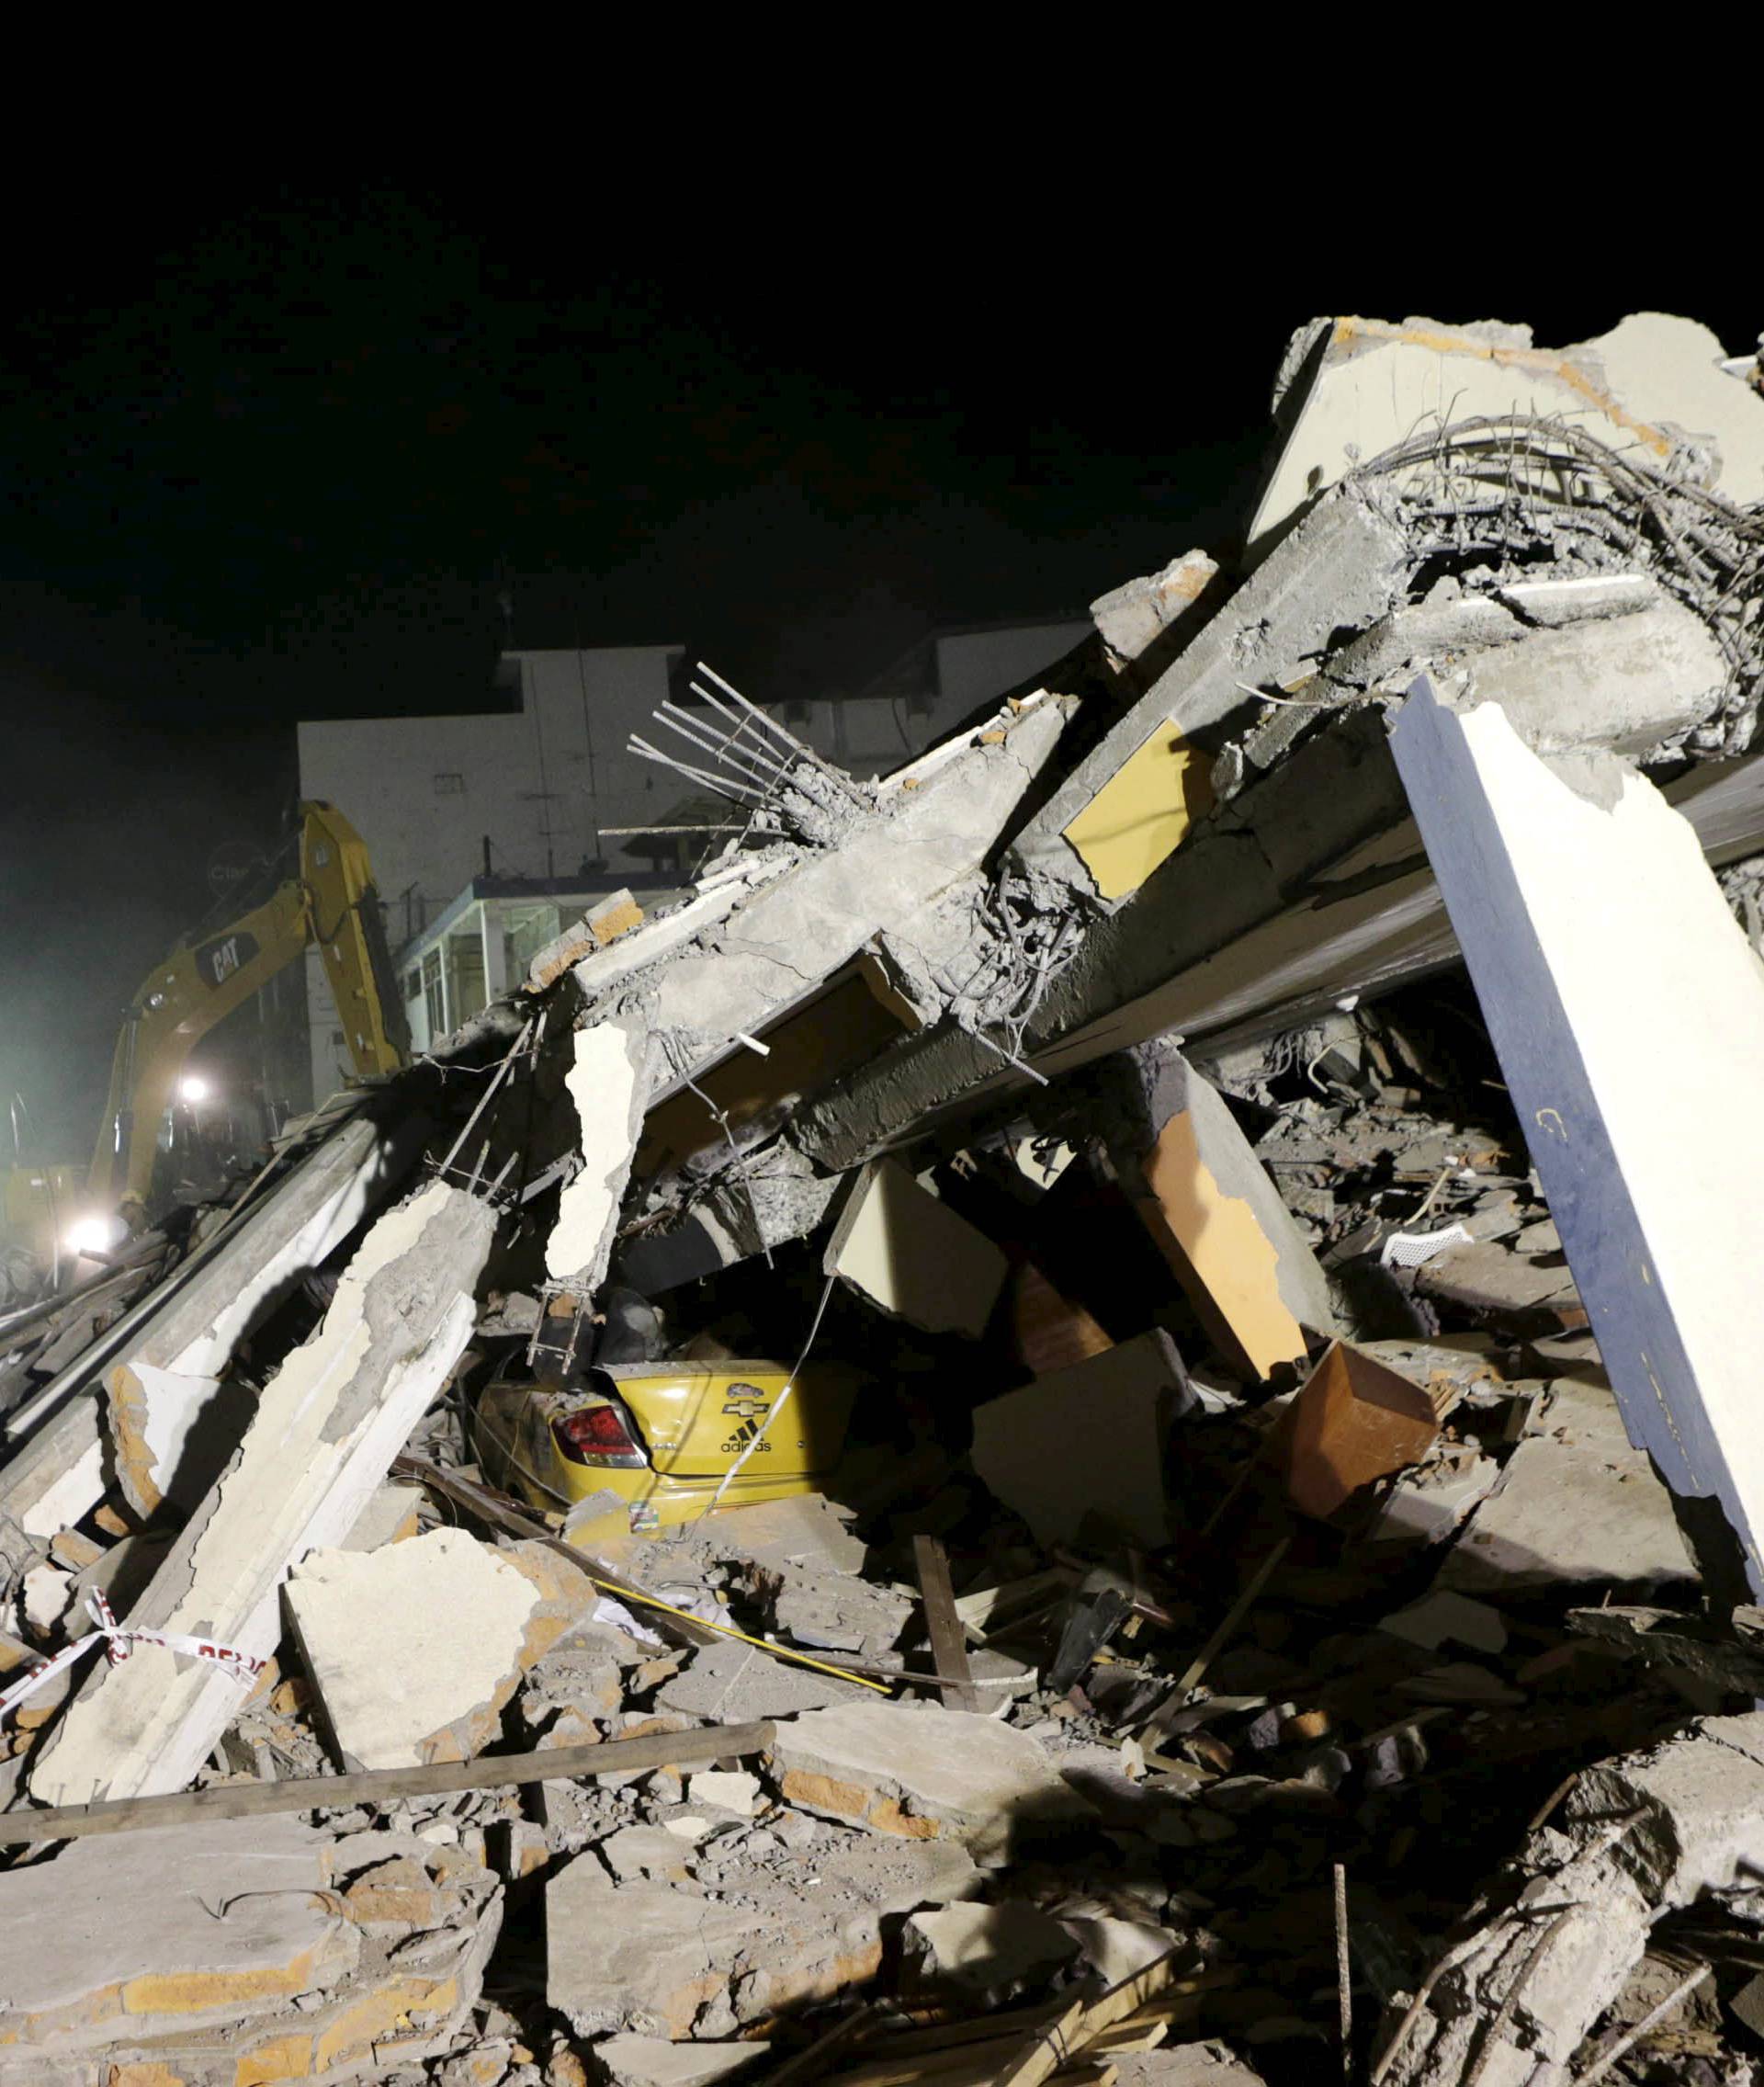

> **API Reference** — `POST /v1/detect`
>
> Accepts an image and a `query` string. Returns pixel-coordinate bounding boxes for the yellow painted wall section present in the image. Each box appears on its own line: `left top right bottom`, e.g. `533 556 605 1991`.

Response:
1061 728 1214 902
1137 1108 1308 1379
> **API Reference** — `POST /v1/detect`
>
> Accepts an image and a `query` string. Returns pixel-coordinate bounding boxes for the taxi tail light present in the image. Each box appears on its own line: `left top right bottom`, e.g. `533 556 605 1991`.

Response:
552 1401 649 1469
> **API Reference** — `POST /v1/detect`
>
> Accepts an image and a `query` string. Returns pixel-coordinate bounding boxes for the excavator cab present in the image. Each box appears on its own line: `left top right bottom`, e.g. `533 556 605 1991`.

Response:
85 801 409 1229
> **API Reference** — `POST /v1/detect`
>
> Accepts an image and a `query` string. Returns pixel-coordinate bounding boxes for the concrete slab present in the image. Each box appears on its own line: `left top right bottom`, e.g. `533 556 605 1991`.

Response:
1438 1380 1695 1596
0 1815 357 2052
657 1639 866 1722
548 1829 978 2037
767 1700 1086 1862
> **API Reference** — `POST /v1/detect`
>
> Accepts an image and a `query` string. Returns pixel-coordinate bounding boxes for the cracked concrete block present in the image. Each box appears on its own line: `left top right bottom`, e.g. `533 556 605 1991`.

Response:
769 1569 913 1658
971 1331 1185 1548
526 890 644 993
1091 549 1219 667
598 1824 694 1884
1061 1914 1178 1987
825 1160 1009 1339
594 2035 770 2087
548 1828 978 2039
687 1768 760 1816
766 1701 1086 1862
286 1526 586 1770
32 1180 496 1806
906 1900 1079 1992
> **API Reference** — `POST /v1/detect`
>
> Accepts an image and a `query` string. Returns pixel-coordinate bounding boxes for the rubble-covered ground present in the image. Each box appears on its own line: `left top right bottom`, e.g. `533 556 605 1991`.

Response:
0 309 1762 2086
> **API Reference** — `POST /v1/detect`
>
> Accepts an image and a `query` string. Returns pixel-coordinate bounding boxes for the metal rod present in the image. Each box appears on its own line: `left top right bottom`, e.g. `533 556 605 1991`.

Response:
626 739 763 806
654 705 783 789
437 1017 532 1177
695 662 863 800
665 698 792 779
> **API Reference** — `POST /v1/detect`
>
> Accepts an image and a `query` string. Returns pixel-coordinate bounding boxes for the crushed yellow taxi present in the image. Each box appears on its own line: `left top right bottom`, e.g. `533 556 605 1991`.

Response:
474 1359 857 1539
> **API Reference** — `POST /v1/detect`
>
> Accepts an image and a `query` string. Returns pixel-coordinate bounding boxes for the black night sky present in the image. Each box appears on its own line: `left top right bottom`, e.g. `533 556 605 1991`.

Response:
0 173 1747 1153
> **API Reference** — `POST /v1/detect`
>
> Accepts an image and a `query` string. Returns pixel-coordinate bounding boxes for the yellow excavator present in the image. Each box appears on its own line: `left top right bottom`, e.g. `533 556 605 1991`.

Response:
87 800 410 1225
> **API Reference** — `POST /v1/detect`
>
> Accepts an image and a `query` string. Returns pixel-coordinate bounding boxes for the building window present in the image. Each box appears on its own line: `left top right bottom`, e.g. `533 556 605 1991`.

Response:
422 947 445 1040
434 772 466 796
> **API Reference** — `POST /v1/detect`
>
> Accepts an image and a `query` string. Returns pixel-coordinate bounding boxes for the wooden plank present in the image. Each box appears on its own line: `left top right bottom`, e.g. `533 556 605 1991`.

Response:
914 1534 980 1711
992 1956 1182 2087
0 1718 775 1845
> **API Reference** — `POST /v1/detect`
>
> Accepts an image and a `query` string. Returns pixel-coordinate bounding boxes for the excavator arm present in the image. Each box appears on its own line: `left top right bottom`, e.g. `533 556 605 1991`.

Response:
89 803 409 1216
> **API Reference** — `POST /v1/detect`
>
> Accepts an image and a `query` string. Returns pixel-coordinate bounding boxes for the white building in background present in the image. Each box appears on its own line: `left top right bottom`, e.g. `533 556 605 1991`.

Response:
292 616 1088 1110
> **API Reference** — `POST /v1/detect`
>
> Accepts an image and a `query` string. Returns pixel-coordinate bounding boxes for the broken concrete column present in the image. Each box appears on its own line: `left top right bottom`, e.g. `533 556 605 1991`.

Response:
1105 1045 1337 1378
31 1179 495 1805
546 1015 650 1288
639 696 1069 1101
1389 678 1764 1599
1380 1713 1764 2085
0 1102 426 1545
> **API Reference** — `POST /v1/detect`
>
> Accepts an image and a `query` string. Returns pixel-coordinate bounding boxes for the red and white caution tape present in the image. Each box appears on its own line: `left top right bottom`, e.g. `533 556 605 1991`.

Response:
0 1589 266 1726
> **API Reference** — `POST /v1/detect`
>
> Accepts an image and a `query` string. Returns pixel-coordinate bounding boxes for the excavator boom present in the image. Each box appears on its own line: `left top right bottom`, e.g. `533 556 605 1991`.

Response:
89 803 409 1214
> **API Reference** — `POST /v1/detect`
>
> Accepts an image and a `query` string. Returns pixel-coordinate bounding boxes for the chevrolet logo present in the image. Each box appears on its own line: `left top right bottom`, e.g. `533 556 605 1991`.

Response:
721 1393 770 1421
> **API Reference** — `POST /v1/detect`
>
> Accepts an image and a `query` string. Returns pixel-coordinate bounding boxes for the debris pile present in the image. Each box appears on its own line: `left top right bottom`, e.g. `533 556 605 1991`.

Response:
1 309 1763 2084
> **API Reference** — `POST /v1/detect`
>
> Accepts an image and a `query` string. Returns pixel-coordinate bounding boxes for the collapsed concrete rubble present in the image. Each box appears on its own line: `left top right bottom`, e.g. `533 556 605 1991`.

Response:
0 308 1760 2084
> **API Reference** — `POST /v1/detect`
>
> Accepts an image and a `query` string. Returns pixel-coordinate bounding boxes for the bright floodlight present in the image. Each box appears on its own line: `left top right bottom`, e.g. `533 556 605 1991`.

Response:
177 1074 210 1104
65 1213 127 1257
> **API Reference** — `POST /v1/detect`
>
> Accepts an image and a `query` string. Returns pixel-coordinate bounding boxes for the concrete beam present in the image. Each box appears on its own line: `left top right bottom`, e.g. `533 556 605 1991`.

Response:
31 1179 495 1804
1011 486 1411 902
1388 677 1764 1600
1104 1046 1337 1378
0 1106 427 1543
